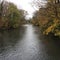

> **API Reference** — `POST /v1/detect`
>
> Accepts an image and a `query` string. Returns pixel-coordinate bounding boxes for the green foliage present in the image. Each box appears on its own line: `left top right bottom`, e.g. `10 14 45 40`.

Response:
0 1 26 29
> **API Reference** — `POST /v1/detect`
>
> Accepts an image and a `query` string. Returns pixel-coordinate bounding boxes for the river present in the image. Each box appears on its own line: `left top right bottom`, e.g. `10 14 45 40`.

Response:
0 24 60 60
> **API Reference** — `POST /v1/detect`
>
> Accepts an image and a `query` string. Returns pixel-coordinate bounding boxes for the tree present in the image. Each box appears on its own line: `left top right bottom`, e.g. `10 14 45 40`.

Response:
7 3 26 28
0 1 26 29
32 0 60 37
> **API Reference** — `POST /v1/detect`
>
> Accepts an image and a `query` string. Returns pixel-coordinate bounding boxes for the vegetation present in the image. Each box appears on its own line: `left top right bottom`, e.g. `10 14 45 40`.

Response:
0 0 26 29
32 0 60 37
0 0 60 37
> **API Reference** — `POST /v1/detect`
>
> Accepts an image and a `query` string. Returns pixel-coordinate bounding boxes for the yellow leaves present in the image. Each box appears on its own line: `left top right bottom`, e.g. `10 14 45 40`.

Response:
43 25 54 35
54 30 60 36
43 23 57 35
43 18 60 36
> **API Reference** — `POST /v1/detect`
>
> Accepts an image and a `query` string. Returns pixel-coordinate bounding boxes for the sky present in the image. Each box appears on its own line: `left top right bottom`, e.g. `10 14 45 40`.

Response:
6 0 38 19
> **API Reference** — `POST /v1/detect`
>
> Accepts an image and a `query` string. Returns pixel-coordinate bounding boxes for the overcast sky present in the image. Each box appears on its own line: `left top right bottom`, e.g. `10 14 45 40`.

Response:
6 0 38 19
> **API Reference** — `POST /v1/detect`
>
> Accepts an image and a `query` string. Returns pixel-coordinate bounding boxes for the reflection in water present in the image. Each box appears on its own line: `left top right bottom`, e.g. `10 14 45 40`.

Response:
0 27 26 60
0 24 60 60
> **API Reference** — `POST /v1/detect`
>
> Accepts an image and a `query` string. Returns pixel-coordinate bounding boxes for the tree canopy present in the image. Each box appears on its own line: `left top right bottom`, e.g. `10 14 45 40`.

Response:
0 1 26 29
32 0 60 37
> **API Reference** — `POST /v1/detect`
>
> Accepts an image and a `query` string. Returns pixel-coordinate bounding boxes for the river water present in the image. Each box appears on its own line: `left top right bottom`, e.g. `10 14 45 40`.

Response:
0 24 60 60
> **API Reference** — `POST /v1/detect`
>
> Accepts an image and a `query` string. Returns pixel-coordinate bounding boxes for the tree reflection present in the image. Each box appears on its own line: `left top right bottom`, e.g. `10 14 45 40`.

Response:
0 27 26 54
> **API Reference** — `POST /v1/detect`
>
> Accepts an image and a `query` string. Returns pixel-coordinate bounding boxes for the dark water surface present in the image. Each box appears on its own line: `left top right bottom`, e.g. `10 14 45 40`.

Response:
0 24 60 60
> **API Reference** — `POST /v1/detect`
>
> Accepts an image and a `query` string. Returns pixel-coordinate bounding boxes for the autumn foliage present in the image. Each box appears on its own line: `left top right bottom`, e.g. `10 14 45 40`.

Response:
32 0 60 37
